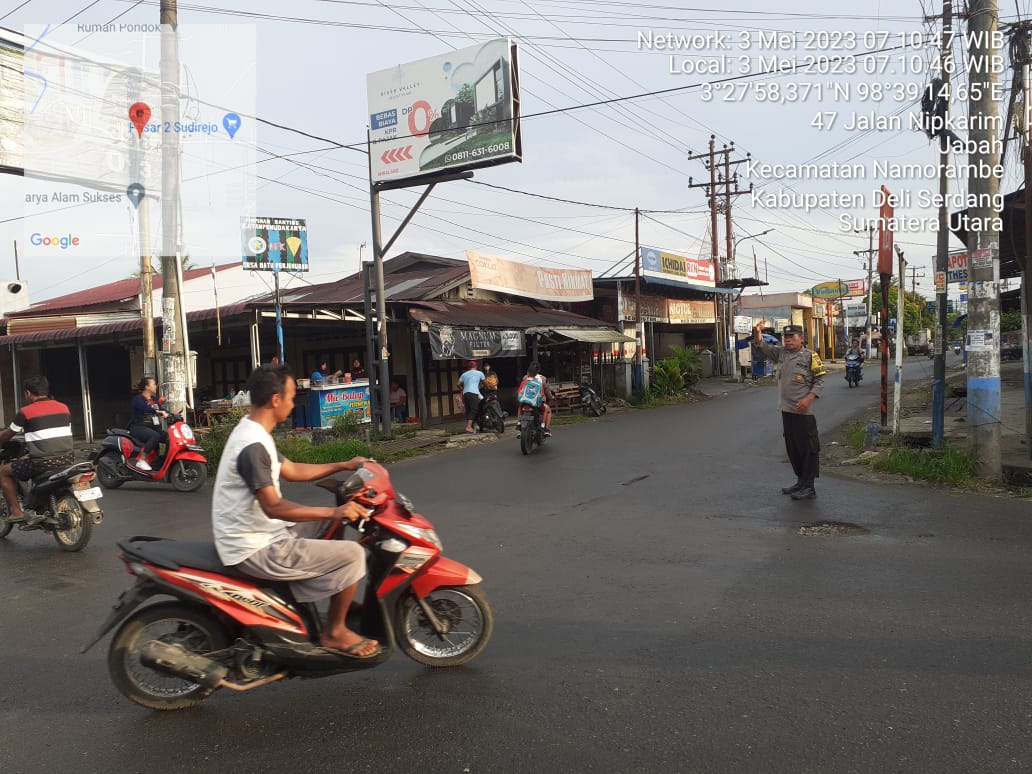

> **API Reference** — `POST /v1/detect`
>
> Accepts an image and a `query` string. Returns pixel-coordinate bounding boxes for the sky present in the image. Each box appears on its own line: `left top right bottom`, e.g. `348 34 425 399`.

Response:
1 0 1028 306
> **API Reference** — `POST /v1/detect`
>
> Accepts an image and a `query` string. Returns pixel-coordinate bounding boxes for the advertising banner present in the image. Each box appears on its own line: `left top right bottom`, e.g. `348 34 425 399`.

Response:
319 385 371 426
640 246 716 287
428 323 525 360
845 279 867 297
619 295 667 322
367 38 521 184
946 250 968 283
667 298 716 324
808 281 848 299
241 217 309 271
733 315 754 334
466 250 593 302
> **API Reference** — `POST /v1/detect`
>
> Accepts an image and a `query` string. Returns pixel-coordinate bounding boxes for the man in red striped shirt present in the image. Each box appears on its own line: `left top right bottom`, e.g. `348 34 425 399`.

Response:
0 376 75 525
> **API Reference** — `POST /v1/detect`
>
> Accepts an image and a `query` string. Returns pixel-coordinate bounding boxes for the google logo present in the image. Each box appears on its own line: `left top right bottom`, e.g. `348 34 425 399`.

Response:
30 232 80 249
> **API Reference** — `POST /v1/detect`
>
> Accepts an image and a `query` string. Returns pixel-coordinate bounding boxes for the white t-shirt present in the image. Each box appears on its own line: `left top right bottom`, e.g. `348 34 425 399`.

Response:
212 416 288 565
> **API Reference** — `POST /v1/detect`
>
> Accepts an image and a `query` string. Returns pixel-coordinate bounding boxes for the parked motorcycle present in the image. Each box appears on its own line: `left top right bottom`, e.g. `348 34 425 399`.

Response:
517 404 547 455
844 353 863 388
475 391 506 434
92 410 208 493
83 461 493 710
579 383 606 417
0 436 103 552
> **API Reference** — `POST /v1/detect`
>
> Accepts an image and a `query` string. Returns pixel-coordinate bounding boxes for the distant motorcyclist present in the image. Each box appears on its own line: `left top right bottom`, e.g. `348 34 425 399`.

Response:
846 339 865 361
128 377 169 472
0 376 75 526
517 362 554 437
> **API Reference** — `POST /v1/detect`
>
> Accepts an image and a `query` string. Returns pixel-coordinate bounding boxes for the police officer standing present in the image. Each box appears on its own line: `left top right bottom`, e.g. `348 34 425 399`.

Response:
752 320 827 500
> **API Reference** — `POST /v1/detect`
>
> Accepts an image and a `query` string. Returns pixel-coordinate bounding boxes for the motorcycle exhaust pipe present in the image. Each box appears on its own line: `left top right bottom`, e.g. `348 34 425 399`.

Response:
139 640 229 689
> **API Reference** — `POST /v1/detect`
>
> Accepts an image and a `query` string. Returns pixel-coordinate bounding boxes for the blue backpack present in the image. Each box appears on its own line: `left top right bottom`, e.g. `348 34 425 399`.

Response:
518 377 544 407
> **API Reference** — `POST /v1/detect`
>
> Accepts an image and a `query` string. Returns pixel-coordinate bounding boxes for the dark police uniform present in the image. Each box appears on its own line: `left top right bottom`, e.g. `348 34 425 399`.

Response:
753 325 827 498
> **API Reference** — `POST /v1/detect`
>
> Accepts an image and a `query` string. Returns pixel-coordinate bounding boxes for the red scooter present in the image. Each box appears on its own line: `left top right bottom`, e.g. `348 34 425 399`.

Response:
83 461 493 710
91 407 208 493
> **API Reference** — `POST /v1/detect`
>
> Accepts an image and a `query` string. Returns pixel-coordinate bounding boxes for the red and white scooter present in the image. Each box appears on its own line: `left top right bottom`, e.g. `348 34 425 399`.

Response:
82 461 493 710
91 402 208 492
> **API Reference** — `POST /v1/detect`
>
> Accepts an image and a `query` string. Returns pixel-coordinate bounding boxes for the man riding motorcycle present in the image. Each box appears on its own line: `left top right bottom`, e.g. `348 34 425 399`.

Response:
517 361 553 436
211 363 378 659
0 376 75 527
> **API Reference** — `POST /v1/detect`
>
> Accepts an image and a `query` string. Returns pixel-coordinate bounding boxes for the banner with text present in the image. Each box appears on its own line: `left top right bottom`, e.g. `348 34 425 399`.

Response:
640 246 716 287
428 323 525 360
466 250 593 302
666 298 716 324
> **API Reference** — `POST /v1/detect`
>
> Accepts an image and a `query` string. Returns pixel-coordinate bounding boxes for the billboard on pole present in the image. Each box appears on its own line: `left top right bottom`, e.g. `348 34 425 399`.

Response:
241 217 309 272
640 246 716 287
367 38 522 184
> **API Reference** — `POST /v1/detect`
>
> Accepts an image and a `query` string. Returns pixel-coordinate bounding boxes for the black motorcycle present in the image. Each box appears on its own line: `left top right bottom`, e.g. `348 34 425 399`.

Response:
475 391 506 434
517 404 547 455
579 383 606 417
0 436 103 552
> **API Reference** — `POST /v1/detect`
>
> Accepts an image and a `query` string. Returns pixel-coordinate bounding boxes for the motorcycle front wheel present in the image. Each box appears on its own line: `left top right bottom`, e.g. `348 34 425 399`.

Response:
395 585 494 667
170 460 208 493
52 494 92 552
0 497 13 539
109 603 230 710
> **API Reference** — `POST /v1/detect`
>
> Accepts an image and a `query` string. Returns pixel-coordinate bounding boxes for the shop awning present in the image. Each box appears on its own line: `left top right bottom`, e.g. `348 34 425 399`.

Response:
532 326 635 343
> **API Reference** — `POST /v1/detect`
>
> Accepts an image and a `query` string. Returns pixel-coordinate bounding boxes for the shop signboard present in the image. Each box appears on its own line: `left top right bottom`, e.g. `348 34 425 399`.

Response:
428 323 525 360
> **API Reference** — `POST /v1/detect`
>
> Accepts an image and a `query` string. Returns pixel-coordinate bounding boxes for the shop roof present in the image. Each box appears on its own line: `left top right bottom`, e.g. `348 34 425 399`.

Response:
10 262 240 317
408 300 618 330
593 275 735 296
273 253 471 306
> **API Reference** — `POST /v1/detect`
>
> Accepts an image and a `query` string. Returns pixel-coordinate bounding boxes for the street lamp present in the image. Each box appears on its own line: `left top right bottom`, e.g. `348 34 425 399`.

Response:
726 228 773 380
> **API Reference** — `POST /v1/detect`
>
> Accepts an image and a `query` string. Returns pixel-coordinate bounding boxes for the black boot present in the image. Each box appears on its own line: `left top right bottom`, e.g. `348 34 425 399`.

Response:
791 481 817 500
781 481 803 495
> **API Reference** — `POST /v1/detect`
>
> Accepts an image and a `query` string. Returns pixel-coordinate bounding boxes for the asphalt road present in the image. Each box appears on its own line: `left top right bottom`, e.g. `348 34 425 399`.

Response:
3 356 1031 774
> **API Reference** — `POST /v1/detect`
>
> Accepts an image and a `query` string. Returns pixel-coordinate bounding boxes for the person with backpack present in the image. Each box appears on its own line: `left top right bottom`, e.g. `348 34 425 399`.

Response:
516 361 553 437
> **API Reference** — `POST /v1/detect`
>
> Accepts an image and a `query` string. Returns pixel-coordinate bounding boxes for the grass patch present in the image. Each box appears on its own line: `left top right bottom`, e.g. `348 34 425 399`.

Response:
844 421 868 451
553 413 588 426
277 436 371 464
871 442 981 487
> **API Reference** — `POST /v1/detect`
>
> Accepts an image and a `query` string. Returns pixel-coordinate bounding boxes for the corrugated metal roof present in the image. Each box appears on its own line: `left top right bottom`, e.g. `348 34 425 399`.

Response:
272 253 470 307
408 300 616 329
0 302 253 347
12 261 240 316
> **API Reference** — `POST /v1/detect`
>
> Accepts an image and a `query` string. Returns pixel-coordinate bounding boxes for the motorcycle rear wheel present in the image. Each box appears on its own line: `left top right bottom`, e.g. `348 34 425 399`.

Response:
519 421 534 455
109 603 230 710
96 453 124 489
52 494 92 552
395 585 494 667
170 460 208 493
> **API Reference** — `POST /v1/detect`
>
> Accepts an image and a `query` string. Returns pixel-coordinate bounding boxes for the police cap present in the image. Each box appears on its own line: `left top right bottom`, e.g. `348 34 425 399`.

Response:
782 324 804 335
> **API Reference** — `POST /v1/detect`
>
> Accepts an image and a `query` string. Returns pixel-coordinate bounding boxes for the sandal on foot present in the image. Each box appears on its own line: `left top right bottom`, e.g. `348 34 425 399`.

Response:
320 638 381 660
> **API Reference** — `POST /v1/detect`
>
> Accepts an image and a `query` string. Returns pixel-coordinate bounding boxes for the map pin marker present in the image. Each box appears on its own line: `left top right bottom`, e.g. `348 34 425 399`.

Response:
129 102 151 138
222 112 241 139
126 183 145 209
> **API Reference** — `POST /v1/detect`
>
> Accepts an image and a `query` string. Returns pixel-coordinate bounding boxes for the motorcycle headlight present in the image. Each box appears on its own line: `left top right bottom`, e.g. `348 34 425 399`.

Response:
394 522 443 550
181 424 195 441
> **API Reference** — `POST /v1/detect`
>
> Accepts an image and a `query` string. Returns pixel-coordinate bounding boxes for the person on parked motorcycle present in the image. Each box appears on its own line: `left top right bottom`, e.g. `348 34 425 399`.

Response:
517 361 553 436
129 377 169 472
0 375 75 526
212 364 379 659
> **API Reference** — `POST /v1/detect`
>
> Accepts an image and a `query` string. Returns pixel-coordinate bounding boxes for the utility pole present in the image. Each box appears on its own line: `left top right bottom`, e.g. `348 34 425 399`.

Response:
688 136 750 377
634 207 643 394
1014 21 1032 459
907 266 926 296
893 246 907 434
967 0 1002 479
159 0 188 414
853 225 876 358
